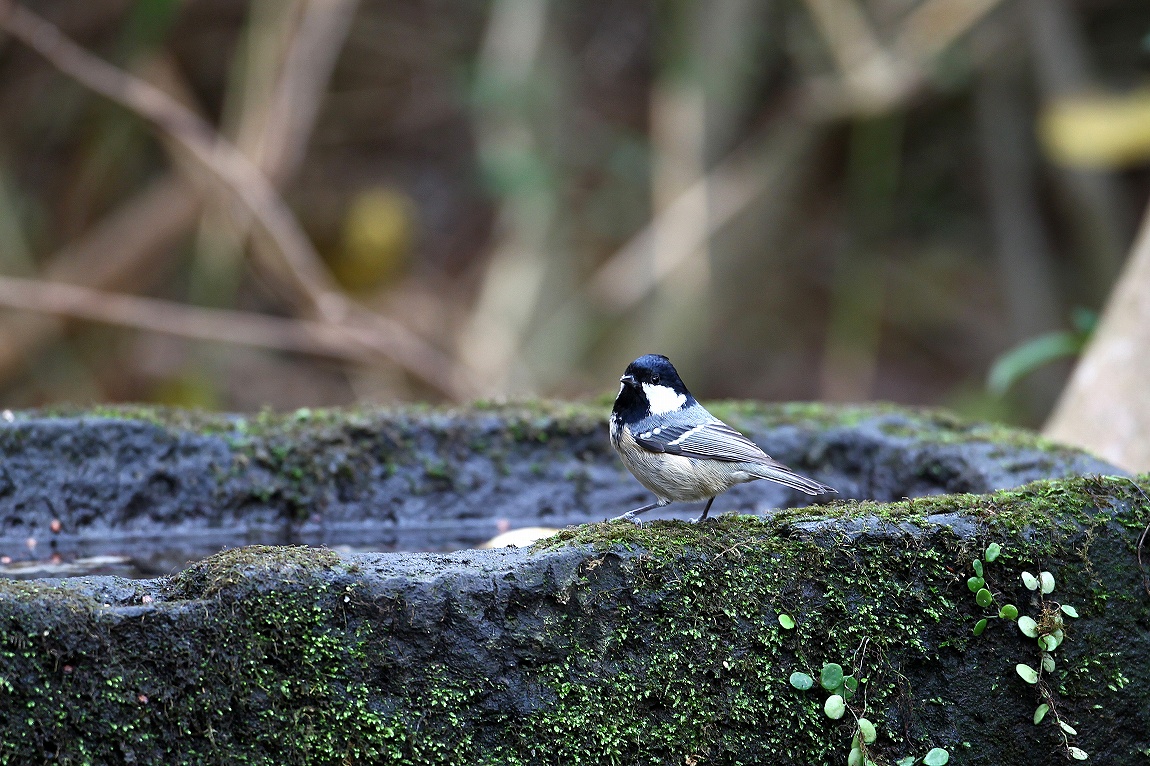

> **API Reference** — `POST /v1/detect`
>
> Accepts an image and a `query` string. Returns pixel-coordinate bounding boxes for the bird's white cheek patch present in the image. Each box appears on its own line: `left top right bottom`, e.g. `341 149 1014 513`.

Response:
643 383 687 415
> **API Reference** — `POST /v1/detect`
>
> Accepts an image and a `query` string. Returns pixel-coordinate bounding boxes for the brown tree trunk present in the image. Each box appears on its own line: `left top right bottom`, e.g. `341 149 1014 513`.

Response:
1045 201 1150 471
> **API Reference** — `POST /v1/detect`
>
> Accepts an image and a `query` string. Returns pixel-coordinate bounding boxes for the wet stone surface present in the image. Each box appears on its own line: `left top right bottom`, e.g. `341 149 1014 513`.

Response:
0 403 1144 764
2 479 1147 765
0 402 1122 577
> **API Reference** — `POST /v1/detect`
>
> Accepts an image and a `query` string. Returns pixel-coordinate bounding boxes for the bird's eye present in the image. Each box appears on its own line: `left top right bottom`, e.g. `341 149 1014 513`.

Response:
651 374 660 384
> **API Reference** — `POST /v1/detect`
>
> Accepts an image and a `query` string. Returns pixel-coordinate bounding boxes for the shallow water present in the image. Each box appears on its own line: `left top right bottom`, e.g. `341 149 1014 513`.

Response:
0 508 705 579
0 526 480 579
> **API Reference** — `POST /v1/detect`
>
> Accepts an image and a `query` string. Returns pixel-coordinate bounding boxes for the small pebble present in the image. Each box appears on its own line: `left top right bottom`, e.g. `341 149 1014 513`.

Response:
1 410 12 422
50 519 62 534
138 694 148 704
141 595 154 604
0 556 10 565
25 537 36 551
63 665 73 674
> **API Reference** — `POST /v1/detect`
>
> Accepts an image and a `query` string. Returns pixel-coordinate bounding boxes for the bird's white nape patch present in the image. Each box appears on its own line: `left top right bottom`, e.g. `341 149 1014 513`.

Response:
642 383 687 415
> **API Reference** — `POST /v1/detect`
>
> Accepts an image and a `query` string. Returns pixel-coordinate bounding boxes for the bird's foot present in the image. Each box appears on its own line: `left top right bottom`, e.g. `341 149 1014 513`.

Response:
609 500 662 524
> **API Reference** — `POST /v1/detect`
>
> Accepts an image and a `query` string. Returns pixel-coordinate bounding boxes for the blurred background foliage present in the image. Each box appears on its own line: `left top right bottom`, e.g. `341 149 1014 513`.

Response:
0 0 1148 427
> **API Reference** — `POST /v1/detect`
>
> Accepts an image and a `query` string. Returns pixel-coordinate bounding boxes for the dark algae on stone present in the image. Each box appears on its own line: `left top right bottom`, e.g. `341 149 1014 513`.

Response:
1 475 1148 764
0 401 1121 559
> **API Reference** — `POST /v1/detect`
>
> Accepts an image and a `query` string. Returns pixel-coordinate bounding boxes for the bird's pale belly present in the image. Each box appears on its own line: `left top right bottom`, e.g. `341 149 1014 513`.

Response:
613 422 754 502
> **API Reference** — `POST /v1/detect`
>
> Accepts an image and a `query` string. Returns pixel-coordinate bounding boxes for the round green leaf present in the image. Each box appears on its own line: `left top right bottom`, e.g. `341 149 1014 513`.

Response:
999 604 1019 620
789 672 814 690
967 576 985 593
1039 571 1055 594
1021 571 1039 591
1068 747 1088 760
896 758 916 766
972 559 984 578
1039 634 1058 652
1060 604 1079 618
985 542 1002 562
976 588 993 607
1060 721 1077 736
1016 663 1039 684
858 717 877 744
1042 654 1055 673
848 747 864 766
821 663 844 691
844 675 859 692
779 614 796 629
923 747 950 765
972 618 987 636
824 694 846 719
1034 703 1049 724
1017 616 1039 637
1051 629 1065 648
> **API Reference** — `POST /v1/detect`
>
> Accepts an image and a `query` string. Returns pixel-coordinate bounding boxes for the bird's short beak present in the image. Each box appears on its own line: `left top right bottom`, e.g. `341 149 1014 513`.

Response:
620 374 638 387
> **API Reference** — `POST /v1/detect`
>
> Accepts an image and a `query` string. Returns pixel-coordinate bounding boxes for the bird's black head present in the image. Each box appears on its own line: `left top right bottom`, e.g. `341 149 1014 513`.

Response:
613 354 695 423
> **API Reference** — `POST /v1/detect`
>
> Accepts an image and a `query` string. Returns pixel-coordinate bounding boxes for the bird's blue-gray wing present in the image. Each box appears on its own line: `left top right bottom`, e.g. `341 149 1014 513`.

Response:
631 418 836 496
632 420 770 464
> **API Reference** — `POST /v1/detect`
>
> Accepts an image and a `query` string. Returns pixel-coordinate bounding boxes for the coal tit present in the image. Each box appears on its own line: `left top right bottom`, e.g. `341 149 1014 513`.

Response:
610 354 835 522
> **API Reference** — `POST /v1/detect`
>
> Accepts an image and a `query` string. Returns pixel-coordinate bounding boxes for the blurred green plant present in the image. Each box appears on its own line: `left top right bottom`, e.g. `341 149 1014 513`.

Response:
122 0 182 58
987 309 1097 396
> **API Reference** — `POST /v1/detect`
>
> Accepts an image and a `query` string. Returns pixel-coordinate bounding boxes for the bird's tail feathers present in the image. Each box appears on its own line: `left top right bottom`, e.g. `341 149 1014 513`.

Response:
749 463 835 496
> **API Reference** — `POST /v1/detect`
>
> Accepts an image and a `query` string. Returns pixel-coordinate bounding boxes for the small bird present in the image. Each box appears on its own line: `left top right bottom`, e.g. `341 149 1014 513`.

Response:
609 354 835 523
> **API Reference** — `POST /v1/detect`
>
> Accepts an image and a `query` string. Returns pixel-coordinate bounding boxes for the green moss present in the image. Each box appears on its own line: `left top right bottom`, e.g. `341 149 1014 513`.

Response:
542 475 1144 557
3 476 1147 764
32 399 1084 454
515 529 957 762
516 476 1149 764
0 577 107 610
171 545 341 598
17 400 1103 532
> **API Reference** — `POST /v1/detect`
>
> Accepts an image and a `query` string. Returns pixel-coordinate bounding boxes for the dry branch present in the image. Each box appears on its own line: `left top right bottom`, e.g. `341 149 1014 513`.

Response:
588 124 816 313
584 0 1007 316
189 0 353 311
0 276 373 363
0 176 201 380
0 0 475 399
0 1 338 313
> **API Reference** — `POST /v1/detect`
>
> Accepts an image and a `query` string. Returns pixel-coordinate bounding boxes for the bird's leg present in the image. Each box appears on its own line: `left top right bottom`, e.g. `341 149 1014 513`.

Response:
611 500 666 524
694 496 716 523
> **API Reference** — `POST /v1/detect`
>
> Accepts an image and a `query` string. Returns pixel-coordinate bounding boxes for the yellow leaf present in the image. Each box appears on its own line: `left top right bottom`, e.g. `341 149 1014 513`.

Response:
334 187 416 291
1039 90 1150 168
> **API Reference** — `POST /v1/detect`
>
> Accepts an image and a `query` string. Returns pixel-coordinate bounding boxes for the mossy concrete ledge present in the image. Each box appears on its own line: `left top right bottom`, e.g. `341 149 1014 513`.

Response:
2 476 1148 764
0 401 1122 559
